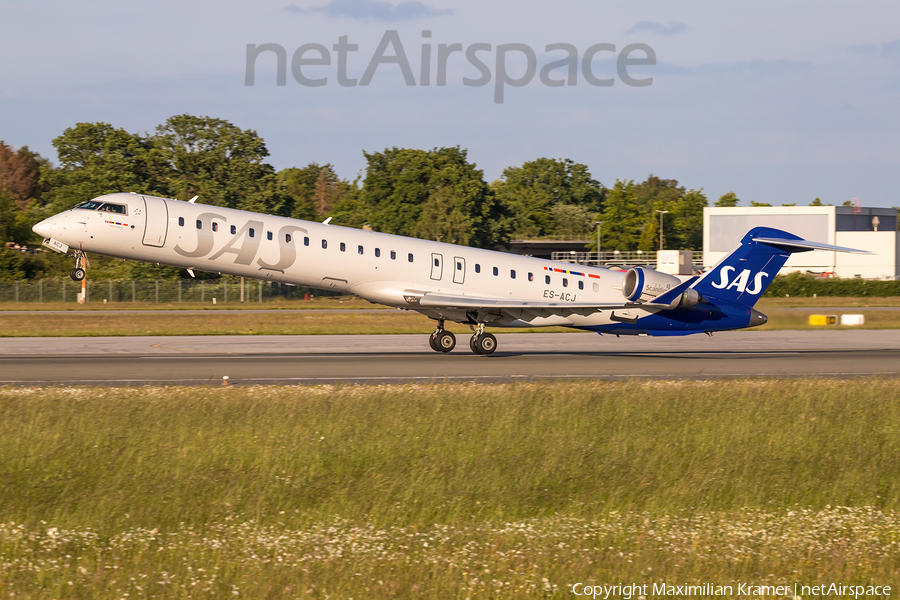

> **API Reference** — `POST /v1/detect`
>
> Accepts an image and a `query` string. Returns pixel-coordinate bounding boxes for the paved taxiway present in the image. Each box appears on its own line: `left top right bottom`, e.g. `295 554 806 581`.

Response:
0 330 898 385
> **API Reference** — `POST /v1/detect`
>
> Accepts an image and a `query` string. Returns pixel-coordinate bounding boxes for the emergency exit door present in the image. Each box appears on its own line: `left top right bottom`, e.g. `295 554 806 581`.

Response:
430 253 443 280
453 256 465 284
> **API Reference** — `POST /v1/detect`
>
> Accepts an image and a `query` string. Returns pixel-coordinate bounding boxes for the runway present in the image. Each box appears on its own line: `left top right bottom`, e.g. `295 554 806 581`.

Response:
0 330 898 385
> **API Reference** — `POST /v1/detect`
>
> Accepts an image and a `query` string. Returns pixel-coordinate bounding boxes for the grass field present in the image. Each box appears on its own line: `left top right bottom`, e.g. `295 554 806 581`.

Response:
1 297 898 336
1 380 899 598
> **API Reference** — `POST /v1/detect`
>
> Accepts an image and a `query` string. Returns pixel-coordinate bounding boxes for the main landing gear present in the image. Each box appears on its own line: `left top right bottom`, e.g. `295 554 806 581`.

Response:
469 322 497 355
429 319 457 353
69 251 87 281
428 320 497 355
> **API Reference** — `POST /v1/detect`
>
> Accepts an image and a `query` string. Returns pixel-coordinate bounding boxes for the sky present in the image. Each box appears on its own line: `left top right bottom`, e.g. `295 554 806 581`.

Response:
1 0 899 207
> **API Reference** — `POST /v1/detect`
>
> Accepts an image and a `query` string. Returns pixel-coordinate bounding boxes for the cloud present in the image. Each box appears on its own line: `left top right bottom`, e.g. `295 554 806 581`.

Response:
285 0 451 21
626 21 687 36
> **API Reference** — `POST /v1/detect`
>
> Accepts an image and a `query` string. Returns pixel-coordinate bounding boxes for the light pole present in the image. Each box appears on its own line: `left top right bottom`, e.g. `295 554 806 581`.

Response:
656 210 668 251
594 221 603 264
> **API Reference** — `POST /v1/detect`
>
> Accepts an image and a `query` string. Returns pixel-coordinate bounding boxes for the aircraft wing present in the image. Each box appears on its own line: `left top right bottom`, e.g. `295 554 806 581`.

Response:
414 292 641 317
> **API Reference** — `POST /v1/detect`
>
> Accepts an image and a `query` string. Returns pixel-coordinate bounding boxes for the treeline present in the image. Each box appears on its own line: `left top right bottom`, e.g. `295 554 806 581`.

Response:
0 114 811 280
764 272 900 297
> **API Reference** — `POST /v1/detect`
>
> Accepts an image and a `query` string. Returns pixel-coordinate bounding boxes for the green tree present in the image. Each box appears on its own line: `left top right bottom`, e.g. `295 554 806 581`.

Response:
0 246 25 280
810 197 825 206
749 200 773 207
550 204 594 239
598 180 641 251
41 123 168 213
152 115 289 215
357 147 503 247
670 189 708 249
637 219 659 252
715 191 739 207
493 158 604 238
414 187 475 244
278 163 348 221
633 175 683 214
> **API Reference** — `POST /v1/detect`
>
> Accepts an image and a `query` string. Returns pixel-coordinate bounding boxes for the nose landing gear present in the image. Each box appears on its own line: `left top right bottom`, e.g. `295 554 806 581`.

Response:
69 251 88 281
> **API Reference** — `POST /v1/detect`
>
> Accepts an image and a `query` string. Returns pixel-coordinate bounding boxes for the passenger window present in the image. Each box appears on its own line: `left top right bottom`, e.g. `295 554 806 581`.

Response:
340 242 346 252
196 220 202 230
178 217 184 227
492 267 498 276
375 248 381 257
285 234 292 243
390 250 396 260
545 275 551 284
322 239 327 249
528 272 533 282
304 236 309 246
475 264 481 274
231 225 236 234
358 245 364 255
408 253 414 263
249 228 255 238
510 270 516 279
563 278 568 287
592 282 599 292
578 281 584 290
212 222 218 232
267 231 273 240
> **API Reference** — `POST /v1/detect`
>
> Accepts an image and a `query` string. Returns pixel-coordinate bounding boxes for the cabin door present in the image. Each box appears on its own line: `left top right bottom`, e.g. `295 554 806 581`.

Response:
142 196 168 247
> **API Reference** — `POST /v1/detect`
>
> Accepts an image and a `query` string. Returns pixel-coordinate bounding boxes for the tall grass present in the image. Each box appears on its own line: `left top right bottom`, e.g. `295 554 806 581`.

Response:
1 380 899 597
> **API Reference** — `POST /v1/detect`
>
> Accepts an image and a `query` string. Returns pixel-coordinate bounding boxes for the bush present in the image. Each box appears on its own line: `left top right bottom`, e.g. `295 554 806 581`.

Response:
764 272 900 297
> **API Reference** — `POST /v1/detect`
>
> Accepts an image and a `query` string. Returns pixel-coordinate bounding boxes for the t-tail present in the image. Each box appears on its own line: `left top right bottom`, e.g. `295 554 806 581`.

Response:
691 227 869 307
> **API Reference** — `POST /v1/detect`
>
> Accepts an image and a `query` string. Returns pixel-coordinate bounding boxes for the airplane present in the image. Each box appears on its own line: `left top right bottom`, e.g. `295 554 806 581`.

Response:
31 192 867 355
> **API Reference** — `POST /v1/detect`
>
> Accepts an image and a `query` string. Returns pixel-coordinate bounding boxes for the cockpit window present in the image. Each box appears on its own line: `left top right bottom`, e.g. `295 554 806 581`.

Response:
99 203 127 214
75 201 128 214
74 200 104 210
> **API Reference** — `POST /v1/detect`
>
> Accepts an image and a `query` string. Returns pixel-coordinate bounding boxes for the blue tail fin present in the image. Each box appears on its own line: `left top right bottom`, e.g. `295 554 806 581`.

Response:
691 227 864 307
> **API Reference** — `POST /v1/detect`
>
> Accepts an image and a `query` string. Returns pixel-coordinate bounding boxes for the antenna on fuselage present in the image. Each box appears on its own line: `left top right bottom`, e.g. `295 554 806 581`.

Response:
188 196 198 203
322 217 332 225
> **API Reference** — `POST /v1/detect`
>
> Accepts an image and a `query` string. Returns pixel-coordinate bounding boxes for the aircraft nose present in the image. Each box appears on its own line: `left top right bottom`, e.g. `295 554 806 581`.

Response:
32 218 54 239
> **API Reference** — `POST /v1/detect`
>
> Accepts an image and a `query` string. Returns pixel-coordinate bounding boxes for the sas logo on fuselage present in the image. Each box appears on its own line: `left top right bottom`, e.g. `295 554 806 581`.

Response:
711 266 768 295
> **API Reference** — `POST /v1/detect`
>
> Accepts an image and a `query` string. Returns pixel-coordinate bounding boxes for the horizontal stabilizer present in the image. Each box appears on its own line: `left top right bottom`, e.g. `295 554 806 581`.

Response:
751 237 870 254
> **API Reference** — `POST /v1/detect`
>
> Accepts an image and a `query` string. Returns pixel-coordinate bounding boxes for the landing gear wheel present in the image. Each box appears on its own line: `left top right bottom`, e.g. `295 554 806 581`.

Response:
434 330 456 353
429 332 440 352
471 332 497 355
70 267 86 281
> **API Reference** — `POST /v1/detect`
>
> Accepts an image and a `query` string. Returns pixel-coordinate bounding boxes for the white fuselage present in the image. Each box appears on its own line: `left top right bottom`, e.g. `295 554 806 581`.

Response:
34 193 650 329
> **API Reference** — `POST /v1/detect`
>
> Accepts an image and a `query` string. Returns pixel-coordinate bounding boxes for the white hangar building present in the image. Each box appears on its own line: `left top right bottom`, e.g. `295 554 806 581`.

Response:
703 206 900 279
